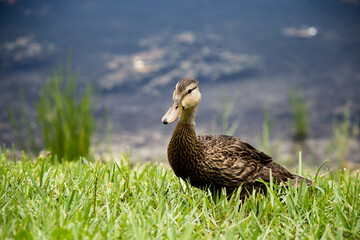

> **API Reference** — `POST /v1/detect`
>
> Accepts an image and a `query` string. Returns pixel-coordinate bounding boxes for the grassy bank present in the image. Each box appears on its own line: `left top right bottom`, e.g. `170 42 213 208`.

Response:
1 150 359 239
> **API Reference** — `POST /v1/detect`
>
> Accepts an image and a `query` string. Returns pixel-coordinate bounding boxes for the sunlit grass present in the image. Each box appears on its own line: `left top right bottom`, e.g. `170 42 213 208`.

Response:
1 148 359 239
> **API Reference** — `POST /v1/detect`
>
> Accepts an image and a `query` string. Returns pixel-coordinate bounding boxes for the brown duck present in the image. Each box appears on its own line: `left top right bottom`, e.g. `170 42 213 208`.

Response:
162 77 311 198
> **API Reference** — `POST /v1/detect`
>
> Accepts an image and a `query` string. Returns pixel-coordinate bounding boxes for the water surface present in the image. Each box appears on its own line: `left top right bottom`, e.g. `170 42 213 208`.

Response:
1 0 359 164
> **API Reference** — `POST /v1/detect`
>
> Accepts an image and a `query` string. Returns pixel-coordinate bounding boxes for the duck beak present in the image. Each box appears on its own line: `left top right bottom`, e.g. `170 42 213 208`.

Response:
162 99 182 124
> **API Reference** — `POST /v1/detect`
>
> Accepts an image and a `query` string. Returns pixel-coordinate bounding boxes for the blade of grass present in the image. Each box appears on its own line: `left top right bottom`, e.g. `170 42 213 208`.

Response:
23 164 47 203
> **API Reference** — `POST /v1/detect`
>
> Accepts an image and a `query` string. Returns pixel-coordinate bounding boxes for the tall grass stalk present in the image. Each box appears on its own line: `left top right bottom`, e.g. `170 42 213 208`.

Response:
260 104 274 155
215 90 241 136
36 63 95 161
332 109 352 168
8 58 96 161
289 90 308 140
8 90 39 153
297 151 302 176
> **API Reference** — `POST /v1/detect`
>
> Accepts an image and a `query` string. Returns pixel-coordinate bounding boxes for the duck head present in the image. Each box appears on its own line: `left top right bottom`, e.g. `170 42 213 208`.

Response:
162 77 201 124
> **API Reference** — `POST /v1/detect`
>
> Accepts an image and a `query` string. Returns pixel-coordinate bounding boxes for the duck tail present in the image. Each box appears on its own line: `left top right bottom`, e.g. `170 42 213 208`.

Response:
290 174 312 186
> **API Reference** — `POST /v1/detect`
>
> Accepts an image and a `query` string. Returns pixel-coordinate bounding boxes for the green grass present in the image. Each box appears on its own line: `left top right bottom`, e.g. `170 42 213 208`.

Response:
215 90 241 136
8 91 39 153
332 109 351 169
260 104 274 155
37 63 95 161
9 58 96 162
289 90 308 141
331 108 359 169
1 149 360 239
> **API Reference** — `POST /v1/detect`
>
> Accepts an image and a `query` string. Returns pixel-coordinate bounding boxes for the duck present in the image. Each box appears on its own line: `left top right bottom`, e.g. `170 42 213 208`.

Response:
162 77 311 198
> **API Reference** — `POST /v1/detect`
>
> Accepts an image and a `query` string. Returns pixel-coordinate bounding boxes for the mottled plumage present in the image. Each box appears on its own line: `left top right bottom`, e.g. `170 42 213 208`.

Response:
162 77 311 199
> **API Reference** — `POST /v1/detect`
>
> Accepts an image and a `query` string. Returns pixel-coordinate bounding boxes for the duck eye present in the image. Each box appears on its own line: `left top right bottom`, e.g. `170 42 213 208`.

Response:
175 106 179 110
187 89 192 94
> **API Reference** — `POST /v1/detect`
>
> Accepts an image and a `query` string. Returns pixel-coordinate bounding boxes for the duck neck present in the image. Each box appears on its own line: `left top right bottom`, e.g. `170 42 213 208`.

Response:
178 105 198 126
169 105 202 179
172 105 200 154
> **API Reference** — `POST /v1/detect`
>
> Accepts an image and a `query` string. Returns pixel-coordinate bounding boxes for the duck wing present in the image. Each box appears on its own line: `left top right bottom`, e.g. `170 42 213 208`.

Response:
197 135 294 188
198 134 272 165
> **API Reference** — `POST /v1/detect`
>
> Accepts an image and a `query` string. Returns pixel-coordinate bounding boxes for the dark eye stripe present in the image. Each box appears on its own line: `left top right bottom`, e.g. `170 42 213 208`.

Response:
187 86 197 94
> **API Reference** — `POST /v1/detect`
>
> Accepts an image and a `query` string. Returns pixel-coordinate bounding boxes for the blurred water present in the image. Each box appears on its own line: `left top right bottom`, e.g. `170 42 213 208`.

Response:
1 0 360 163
